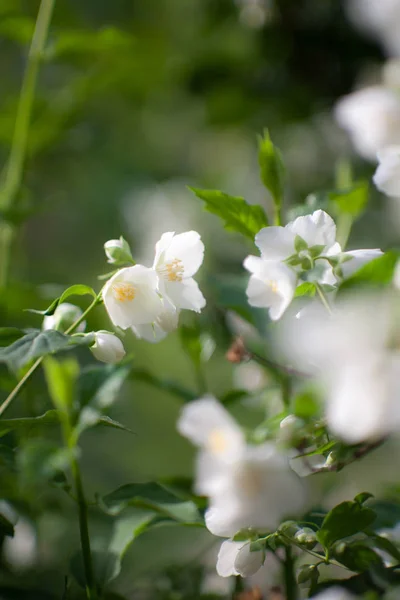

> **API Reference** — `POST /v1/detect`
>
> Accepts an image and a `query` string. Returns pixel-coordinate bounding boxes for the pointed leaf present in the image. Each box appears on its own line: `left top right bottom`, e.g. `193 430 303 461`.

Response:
189 187 268 240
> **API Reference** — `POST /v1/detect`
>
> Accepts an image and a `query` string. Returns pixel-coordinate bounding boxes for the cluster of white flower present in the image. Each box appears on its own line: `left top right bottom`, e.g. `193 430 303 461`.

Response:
243 209 381 321
279 294 400 444
103 231 205 342
178 396 307 577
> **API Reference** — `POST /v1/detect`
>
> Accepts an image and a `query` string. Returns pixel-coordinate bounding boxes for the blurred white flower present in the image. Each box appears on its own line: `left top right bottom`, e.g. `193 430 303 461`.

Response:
243 257 297 320
373 145 400 197
90 332 125 364
178 396 245 498
233 362 268 392
311 588 355 600
216 539 265 577
394 260 400 289
278 295 400 443
153 231 206 312
103 265 163 329
104 237 133 265
3 518 37 570
132 299 179 343
43 302 86 333
335 86 400 161
204 442 307 537
346 0 400 57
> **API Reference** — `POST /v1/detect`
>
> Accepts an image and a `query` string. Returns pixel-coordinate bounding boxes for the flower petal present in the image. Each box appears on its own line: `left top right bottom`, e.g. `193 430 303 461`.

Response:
164 277 206 312
163 230 205 278
245 260 297 321
216 540 244 577
287 210 337 249
340 249 384 278
153 232 175 268
255 227 296 261
234 542 265 577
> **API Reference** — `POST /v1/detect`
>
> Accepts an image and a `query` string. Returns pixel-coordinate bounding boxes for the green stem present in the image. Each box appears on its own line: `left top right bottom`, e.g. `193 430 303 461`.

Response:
315 283 332 315
0 0 55 287
0 294 102 417
273 199 282 226
1 0 55 211
283 546 297 600
71 455 97 599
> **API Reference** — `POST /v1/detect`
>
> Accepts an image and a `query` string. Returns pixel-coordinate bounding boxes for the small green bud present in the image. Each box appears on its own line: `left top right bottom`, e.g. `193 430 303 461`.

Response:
297 564 318 584
325 451 338 466
279 520 301 538
294 527 317 549
104 236 133 265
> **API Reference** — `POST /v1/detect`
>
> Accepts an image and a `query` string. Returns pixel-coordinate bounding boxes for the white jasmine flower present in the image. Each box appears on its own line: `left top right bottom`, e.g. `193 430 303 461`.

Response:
43 302 86 333
243 257 297 320
90 332 126 364
373 145 400 197
279 295 400 443
103 265 163 329
216 539 265 578
132 299 179 343
204 442 307 536
153 231 206 312
178 396 244 458
3 518 37 570
346 0 400 57
104 237 133 265
335 87 400 161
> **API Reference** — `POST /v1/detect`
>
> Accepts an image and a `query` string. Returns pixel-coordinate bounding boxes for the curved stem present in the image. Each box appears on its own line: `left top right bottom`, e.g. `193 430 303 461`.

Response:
0 294 102 417
1 0 55 210
0 0 55 287
315 283 332 315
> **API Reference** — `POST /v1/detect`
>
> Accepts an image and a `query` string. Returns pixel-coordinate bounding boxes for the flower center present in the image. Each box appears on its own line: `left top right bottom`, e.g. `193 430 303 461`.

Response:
269 280 278 293
161 258 184 282
112 282 136 302
207 429 228 454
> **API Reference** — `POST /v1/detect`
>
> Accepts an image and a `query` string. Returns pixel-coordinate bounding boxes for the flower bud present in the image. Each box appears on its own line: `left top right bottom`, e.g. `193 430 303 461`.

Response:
297 564 318 584
104 237 133 265
90 332 126 364
43 303 86 333
294 527 317 549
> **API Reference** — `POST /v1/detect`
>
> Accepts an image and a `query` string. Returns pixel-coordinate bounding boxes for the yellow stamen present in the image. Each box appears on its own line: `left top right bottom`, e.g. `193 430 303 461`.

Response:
208 429 228 454
112 282 136 302
270 280 278 293
163 258 184 282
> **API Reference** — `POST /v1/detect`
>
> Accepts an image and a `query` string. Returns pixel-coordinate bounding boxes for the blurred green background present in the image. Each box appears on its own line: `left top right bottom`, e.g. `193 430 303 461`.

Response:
0 1 398 598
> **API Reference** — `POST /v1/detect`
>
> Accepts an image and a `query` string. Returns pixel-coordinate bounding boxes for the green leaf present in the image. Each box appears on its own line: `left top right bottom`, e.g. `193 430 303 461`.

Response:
333 541 383 572
258 130 285 205
43 356 79 411
355 492 374 505
294 282 316 298
340 251 399 293
317 500 376 549
0 513 14 537
102 482 201 523
52 27 134 59
0 329 95 371
329 181 369 218
74 408 133 440
0 328 25 347
294 390 320 419
26 284 96 316
0 410 60 437
189 187 268 240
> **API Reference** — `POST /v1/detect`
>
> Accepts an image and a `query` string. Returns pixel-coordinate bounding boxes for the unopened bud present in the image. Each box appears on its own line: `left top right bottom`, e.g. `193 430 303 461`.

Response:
294 527 317 549
297 564 318 584
90 331 126 364
43 303 85 333
104 237 133 265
